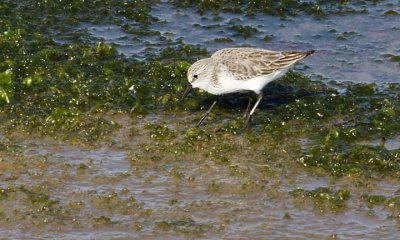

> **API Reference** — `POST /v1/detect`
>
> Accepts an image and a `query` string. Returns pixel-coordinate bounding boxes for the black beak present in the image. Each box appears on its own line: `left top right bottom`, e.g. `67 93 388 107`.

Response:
181 84 192 101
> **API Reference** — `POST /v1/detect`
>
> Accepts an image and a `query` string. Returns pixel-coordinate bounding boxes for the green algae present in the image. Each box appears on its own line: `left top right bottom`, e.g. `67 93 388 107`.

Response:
6 0 395 148
2 26 400 173
213 37 234 43
0 1 157 33
299 144 400 177
92 215 114 226
0 23 203 141
145 124 176 141
361 194 387 205
229 25 259 39
384 54 400 63
290 187 350 210
263 34 274 42
175 72 400 178
384 10 399 16
20 187 59 208
361 194 400 218
0 69 12 103
156 217 211 237
0 186 16 201
169 0 372 17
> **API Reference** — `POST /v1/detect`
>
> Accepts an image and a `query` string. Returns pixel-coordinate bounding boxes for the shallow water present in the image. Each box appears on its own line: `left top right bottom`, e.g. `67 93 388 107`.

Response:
86 1 400 83
1 128 400 239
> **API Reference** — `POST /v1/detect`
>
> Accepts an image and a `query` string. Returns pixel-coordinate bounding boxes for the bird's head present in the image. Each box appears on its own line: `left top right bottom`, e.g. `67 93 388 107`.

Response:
187 58 213 88
181 58 214 101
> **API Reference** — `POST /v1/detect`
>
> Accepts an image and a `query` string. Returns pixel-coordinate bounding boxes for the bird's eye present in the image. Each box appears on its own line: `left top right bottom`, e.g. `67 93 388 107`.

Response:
193 74 198 79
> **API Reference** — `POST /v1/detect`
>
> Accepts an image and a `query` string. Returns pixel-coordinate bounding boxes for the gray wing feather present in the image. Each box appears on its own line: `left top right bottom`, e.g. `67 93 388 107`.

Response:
212 48 310 81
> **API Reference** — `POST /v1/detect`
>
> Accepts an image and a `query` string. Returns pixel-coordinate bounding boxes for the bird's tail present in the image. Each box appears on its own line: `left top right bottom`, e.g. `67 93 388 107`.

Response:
305 50 316 57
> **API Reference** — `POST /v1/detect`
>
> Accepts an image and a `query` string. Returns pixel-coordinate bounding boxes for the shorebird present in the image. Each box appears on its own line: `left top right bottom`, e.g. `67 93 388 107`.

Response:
181 47 315 127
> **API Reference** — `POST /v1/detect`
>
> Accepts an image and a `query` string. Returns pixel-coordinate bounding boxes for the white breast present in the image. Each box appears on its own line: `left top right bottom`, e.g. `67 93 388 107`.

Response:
192 64 293 95
215 65 293 95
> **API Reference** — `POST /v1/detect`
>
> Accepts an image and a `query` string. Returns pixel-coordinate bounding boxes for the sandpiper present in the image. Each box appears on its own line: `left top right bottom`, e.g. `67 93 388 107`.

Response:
181 47 315 127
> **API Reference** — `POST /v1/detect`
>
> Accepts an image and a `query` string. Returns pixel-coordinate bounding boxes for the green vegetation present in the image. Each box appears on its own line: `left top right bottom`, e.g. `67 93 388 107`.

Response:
290 187 350 210
361 194 400 218
170 0 371 17
1 6 399 172
229 25 259 39
0 186 16 201
156 217 212 237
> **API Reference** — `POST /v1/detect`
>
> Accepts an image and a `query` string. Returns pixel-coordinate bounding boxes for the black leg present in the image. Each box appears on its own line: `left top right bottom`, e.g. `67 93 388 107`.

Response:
196 100 217 127
244 93 263 128
243 97 253 119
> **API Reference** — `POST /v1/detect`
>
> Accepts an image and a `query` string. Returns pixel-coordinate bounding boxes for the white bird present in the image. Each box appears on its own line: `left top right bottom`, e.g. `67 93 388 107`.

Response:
182 47 315 127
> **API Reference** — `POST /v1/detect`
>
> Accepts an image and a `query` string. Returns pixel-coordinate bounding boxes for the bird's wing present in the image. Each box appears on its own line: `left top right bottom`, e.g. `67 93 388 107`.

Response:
212 48 311 81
